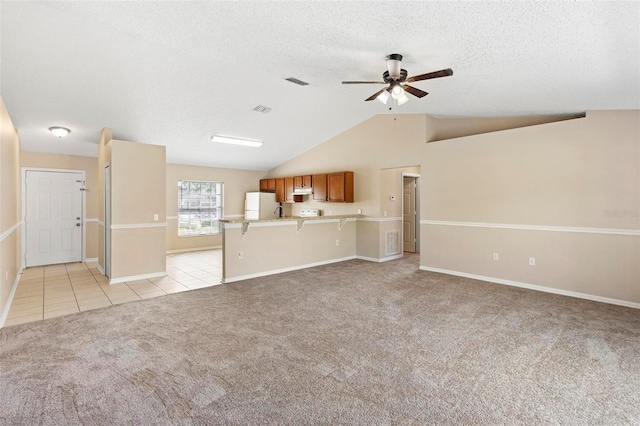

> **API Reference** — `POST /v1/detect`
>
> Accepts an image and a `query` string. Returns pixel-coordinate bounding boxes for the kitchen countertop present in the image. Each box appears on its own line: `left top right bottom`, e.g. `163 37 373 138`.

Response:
219 214 362 224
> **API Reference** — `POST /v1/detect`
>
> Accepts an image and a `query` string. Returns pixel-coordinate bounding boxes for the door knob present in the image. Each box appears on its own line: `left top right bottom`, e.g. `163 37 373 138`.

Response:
76 223 81 227
76 217 81 220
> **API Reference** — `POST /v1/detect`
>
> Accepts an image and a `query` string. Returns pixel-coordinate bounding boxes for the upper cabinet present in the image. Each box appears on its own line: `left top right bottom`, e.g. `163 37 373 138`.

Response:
327 172 354 203
312 174 327 201
275 178 285 203
260 178 276 192
262 171 353 203
294 175 312 191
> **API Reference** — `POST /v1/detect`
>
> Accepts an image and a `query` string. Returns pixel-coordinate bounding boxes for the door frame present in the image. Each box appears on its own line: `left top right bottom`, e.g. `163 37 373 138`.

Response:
401 173 420 253
104 163 111 278
21 167 87 269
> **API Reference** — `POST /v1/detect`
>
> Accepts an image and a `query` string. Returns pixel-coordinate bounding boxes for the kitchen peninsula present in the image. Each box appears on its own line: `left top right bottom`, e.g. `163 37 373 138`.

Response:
220 214 361 283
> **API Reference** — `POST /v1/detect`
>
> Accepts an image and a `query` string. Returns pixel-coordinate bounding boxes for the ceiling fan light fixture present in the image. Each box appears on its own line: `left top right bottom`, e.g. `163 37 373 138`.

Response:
376 90 390 104
391 84 404 99
397 93 409 106
49 126 70 138
386 53 403 78
211 135 263 147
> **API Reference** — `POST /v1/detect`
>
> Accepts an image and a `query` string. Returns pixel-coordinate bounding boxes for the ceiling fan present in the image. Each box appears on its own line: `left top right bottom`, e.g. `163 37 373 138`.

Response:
342 53 453 105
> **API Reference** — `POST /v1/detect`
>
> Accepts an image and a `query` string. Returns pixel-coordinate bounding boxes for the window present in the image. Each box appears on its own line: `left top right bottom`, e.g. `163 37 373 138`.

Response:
178 181 223 236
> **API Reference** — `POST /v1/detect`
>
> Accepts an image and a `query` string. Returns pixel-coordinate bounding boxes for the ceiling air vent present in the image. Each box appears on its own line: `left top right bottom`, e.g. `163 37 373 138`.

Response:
285 77 309 86
253 105 272 114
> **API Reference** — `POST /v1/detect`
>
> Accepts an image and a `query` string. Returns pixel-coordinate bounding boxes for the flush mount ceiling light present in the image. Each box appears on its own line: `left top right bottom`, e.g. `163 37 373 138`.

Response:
49 126 70 138
211 135 263 148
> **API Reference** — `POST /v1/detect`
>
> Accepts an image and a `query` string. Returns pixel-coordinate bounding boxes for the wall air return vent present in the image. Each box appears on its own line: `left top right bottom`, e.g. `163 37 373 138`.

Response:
253 105 272 114
285 77 309 86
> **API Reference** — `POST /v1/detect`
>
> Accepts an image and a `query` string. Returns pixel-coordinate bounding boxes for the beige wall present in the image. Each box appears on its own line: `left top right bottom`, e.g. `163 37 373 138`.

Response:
20 152 100 259
165 163 266 253
0 96 21 322
421 110 640 304
108 139 166 281
266 110 639 306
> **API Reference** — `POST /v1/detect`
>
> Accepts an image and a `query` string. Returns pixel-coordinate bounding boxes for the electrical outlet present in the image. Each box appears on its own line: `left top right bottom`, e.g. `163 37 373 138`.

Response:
336 240 340 246
238 251 244 259
328 210 333 216
357 209 362 215
153 214 159 221
383 211 387 217
529 257 536 266
493 253 499 261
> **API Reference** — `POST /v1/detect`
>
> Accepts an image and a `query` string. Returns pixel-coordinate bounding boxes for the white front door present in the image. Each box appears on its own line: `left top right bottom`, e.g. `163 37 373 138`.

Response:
403 176 417 253
25 170 84 267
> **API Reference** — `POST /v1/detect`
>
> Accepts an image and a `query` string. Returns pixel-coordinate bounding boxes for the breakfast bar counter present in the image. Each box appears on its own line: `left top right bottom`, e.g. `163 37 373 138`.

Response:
220 215 362 283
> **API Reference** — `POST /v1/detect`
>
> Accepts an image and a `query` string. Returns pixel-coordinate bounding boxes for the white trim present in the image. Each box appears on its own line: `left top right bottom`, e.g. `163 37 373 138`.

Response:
224 214 244 219
85 218 99 223
167 216 178 220
222 256 357 283
97 263 105 276
419 266 640 310
109 271 167 284
166 245 222 254
223 218 357 229
0 266 24 328
356 254 404 263
97 220 105 227
420 220 640 236
85 257 98 262
110 223 167 230
0 221 21 243
357 217 402 222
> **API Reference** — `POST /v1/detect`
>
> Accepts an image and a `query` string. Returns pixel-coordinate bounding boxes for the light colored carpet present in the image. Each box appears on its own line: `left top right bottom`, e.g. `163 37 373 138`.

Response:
1 254 639 424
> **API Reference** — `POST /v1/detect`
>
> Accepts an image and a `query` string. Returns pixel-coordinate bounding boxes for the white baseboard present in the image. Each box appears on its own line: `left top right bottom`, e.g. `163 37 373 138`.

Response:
222 256 357 284
166 245 222 254
84 257 98 263
0 267 24 328
419 266 640 310
97 263 105 276
109 271 167 285
356 254 404 263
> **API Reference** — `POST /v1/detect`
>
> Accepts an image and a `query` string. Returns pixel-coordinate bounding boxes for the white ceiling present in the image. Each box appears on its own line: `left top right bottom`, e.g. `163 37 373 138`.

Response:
1 1 638 171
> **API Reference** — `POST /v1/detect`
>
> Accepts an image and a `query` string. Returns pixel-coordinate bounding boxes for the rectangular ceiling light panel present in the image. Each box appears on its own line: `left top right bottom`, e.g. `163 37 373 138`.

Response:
211 135 263 147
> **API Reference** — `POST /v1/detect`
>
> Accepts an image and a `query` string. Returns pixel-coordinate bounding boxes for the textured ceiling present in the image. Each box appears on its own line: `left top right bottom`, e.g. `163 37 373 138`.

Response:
1 1 638 171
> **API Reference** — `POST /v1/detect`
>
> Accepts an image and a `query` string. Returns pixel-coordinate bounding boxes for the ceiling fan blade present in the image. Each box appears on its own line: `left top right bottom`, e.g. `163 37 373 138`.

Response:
365 88 388 101
406 68 453 83
342 81 386 84
403 84 429 98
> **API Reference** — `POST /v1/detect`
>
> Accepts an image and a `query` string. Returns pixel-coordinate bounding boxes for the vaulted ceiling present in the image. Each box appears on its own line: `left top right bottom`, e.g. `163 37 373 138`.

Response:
1 1 638 171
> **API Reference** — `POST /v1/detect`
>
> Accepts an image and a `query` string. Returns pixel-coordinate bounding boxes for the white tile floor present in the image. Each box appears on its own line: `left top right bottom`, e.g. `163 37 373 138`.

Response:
4 249 222 327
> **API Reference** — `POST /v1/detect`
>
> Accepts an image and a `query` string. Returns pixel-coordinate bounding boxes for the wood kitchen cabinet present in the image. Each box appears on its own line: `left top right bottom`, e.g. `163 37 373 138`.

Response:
260 178 276 192
284 176 303 203
327 171 354 203
294 175 312 190
275 178 285 202
312 174 327 201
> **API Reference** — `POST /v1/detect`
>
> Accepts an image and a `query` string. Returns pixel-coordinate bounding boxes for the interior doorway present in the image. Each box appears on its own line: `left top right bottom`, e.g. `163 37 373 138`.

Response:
23 169 85 267
402 174 420 253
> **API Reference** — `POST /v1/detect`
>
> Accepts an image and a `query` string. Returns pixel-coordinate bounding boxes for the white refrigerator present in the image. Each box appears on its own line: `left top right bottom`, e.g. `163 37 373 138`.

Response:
244 192 280 220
